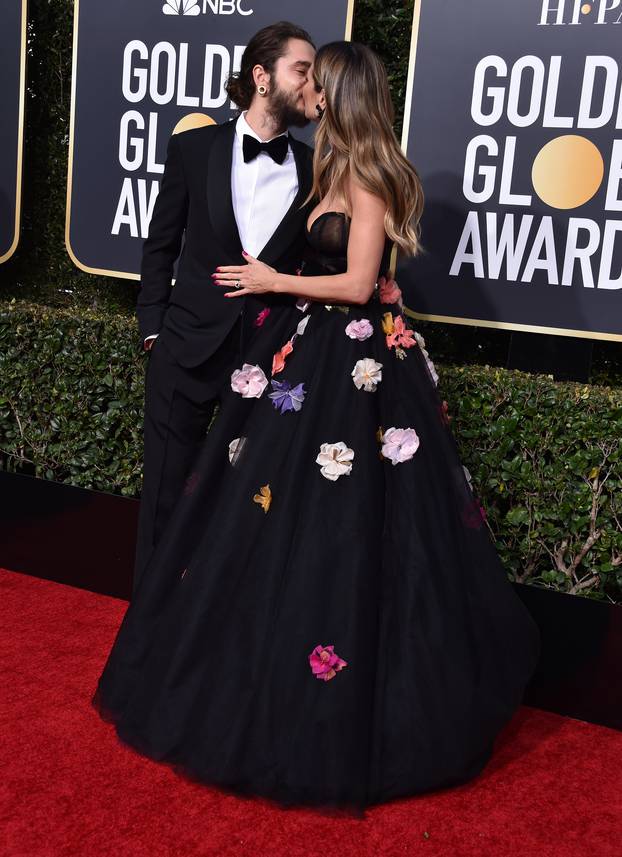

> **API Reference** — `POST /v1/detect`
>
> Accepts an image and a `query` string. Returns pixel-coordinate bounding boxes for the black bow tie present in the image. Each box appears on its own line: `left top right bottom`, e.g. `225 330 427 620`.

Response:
242 133 289 165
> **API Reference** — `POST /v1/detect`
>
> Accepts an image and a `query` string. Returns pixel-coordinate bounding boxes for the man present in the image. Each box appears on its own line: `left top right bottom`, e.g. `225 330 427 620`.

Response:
134 21 316 593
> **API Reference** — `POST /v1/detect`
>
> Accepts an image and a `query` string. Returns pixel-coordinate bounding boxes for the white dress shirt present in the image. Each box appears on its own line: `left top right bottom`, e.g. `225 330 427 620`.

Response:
144 112 298 347
231 111 299 258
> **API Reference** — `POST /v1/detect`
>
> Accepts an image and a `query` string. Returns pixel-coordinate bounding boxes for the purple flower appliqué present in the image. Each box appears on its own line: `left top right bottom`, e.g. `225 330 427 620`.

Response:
268 379 306 414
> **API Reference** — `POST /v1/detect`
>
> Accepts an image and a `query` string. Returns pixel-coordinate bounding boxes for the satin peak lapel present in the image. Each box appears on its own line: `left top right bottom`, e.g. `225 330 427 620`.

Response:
207 120 243 262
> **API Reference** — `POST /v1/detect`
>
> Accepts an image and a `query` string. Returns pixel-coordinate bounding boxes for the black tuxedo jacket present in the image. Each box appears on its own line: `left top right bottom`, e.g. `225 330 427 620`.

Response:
137 118 315 368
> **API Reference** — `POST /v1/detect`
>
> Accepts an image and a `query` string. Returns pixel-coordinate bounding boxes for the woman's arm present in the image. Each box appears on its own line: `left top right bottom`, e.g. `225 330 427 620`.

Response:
213 180 388 305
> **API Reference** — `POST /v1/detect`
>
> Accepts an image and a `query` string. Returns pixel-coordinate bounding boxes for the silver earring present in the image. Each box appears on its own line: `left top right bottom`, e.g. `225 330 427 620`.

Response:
257 85 267 96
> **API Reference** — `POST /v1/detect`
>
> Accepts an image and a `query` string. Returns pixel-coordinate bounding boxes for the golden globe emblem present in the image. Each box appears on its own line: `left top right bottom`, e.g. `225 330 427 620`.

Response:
173 113 216 134
531 135 604 209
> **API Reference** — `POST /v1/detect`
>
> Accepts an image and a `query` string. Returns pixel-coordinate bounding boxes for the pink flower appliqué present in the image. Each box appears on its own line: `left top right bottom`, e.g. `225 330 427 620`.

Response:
254 307 271 328
345 318 374 341
271 339 294 376
386 316 416 351
309 645 348 681
378 276 403 305
230 364 268 398
381 427 420 465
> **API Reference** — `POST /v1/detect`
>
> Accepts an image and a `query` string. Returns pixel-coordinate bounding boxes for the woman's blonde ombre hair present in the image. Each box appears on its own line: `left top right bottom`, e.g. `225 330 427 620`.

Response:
306 41 424 256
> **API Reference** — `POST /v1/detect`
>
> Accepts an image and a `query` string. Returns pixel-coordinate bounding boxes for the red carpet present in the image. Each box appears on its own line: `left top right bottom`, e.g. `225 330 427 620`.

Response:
1 567 620 857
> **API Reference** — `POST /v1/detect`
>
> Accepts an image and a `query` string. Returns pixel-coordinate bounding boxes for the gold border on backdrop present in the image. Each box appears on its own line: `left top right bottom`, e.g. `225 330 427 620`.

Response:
64 0 357 281
397 0 622 343
0 0 27 264
65 0 138 280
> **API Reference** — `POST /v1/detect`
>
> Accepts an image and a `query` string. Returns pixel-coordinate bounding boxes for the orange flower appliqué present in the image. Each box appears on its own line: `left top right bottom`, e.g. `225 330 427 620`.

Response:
386 315 416 350
271 340 294 376
378 276 403 305
253 484 272 513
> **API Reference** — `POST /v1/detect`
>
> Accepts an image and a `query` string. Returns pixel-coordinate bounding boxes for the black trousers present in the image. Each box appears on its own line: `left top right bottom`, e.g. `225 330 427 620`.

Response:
132 312 251 596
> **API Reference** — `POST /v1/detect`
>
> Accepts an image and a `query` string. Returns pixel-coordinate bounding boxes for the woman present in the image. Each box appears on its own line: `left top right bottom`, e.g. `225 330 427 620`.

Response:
93 42 540 813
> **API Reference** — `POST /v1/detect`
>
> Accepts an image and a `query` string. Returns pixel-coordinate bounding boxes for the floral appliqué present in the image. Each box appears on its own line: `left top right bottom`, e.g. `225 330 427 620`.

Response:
231 364 268 398
345 319 374 341
228 437 247 465
271 315 311 376
384 314 416 358
268 379 306 413
351 358 383 392
254 308 271 328
316 442 354 481
381 427 420 465
309 645 348 681
378 275 403 307
272 341 294 376
413 331 440 386
183 471 200 496
461 496 487 529
253 484 272 513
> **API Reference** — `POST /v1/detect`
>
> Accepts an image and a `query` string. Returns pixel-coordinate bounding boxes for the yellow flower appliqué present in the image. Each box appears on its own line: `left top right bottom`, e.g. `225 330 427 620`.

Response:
253 484 272 513
381 312 395 335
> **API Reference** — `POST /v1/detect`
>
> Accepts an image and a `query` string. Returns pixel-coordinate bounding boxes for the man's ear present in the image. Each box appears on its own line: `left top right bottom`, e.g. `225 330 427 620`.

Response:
252 64 270 93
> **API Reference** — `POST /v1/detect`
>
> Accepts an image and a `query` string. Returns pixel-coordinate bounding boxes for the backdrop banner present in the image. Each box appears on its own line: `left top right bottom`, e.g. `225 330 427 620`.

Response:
65 0 354 279
0 0 27 264
398 0 622 341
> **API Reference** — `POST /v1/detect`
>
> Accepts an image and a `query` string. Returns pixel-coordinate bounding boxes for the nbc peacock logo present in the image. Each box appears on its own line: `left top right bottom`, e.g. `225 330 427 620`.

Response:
162 0 200 15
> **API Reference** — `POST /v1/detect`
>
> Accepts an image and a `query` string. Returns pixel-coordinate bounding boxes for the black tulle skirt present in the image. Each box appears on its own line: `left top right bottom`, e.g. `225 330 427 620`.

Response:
92 287 540 812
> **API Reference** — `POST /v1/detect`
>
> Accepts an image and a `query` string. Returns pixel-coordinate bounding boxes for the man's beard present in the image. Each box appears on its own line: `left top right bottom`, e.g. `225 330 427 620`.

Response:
267 82 309 130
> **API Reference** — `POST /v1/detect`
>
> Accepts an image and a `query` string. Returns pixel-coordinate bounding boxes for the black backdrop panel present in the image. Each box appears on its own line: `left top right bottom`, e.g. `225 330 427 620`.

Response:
0 0 26 263
66 0 354 278
398 0 622 341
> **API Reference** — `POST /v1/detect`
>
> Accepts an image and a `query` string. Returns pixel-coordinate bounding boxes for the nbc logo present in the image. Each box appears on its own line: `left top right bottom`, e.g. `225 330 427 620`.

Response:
162 0 253 15
162 0 200 14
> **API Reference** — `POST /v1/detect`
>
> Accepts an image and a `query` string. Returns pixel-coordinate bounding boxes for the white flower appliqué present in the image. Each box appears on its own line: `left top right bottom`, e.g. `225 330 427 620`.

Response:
228 437 247 465
351 358 383 392
413 330 439 386
316 442 354 481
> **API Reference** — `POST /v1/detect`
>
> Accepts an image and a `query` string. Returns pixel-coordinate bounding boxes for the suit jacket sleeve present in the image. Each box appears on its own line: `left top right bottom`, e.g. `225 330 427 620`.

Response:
136 132 189 341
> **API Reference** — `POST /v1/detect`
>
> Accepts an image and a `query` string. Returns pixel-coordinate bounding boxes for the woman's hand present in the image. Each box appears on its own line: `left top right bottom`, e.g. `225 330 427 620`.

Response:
212 252 278 298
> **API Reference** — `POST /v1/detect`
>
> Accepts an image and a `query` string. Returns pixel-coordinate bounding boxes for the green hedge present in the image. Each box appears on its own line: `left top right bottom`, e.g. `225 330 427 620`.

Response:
2 300 621 603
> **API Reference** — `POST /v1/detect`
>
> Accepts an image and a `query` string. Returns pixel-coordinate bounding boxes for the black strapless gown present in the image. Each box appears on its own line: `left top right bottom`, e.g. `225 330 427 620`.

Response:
93 213 540 812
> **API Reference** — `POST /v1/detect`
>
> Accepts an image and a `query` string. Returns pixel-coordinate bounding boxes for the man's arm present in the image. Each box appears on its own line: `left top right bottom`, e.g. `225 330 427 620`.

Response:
137 132 189 346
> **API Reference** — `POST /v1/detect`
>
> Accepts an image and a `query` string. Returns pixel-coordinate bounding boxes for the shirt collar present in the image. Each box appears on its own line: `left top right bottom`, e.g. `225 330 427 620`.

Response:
235 111 289 146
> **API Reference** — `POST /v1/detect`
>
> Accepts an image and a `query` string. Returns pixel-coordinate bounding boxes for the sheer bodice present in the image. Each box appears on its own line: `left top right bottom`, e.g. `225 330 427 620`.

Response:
302 211 393 280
